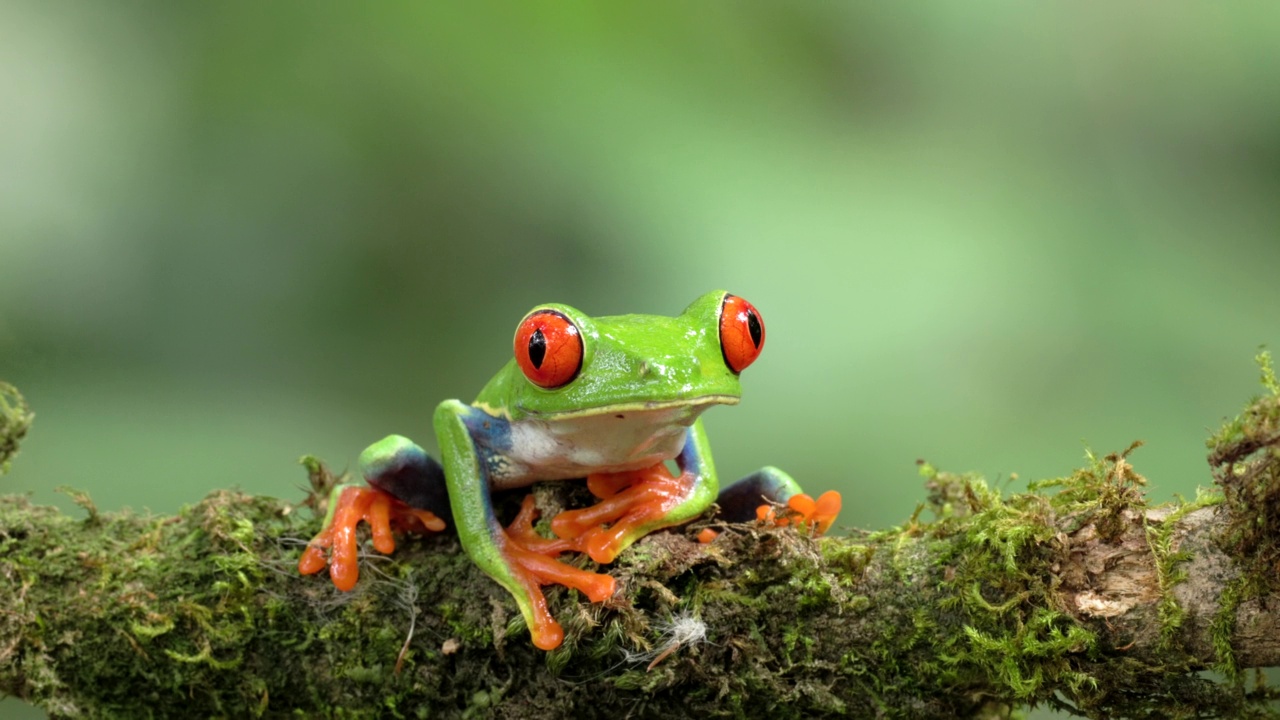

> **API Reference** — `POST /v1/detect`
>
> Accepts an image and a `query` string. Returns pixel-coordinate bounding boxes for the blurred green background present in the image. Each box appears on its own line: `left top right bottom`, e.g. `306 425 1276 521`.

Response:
2 3 1277 717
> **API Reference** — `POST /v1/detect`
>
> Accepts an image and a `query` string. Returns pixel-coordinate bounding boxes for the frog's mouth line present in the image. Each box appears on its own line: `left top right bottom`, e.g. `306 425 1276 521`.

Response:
520 394 739 421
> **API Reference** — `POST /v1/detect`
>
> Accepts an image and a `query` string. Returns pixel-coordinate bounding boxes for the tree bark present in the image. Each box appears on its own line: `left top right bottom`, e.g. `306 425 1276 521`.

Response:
1 383 1279 719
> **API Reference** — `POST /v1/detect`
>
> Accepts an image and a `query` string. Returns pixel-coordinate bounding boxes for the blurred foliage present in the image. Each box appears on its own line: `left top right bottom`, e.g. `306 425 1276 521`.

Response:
1 3 1278 717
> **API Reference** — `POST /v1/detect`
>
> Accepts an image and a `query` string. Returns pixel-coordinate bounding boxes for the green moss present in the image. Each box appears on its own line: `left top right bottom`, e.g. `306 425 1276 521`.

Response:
437 602 494 646
1030 442 1148 540
1146 487 1225 650
1257 348 1280 397
697 583 767 609
910 446 1268 716
56 485 102 525
1210 574 1263 682
958 610 1096 700
1212 578 1242 680
924 470 1099 707
1207 356 1280 636
0 382 32 475
781 622 815 666
820 540 873 577
131 617 176 639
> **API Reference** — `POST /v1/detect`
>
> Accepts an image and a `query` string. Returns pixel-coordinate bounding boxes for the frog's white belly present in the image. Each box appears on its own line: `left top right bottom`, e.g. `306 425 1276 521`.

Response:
491 402 721 489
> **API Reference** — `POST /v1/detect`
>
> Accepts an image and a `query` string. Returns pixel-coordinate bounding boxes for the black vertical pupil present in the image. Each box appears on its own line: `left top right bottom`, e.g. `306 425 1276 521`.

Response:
528 328 547 368
746 311 762 348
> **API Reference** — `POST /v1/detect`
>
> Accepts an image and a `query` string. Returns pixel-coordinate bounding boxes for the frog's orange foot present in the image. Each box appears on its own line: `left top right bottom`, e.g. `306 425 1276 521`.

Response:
551 464 695 564
500 494 618 650
504 493 580 556
756 490 842 536
298 485 445 591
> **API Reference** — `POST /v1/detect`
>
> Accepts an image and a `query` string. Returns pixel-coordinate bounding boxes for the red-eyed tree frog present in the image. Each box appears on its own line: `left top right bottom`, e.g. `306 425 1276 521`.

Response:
299 291 840 650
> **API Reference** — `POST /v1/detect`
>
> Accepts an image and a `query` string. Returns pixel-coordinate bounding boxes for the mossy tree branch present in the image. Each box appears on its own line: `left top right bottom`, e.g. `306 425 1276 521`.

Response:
2 374 1280 719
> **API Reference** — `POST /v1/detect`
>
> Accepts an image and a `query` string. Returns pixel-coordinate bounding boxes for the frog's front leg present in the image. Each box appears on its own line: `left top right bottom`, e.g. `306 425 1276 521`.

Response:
551 419 719 564
434 400 616 651
717 466 842 535
298 435 448 591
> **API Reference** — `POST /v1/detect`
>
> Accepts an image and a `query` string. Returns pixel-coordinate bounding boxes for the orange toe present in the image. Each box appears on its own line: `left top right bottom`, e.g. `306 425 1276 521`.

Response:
298 485 447 592
553 464 698 563
298 540 330 575
812 490 842 536
507 543 617 603
787 493 817 519
498 494 619 650
507 494 577 556
530 618 565 651
401 507 447 533
755 490 840 535
586 472 635 500
368 491 396 554
327 487 374 590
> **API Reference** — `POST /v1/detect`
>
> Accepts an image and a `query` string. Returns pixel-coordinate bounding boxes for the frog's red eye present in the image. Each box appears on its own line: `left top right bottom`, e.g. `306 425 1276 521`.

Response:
514 311 583 389
719 294 765 373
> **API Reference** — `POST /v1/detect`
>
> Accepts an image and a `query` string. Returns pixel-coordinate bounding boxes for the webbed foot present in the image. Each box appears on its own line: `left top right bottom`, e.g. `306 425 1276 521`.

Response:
551 463 701 564
299 435 453 590
717 466 842 536
757 490 842 535
298 484 446 591
498 495 617 650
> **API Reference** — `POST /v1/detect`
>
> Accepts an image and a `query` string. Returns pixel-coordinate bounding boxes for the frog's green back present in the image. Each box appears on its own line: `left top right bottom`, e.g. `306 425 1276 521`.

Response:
473 291 745 421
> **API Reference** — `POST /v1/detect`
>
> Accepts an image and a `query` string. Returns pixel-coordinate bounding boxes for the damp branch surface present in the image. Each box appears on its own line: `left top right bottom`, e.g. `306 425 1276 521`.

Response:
2 368 1280 719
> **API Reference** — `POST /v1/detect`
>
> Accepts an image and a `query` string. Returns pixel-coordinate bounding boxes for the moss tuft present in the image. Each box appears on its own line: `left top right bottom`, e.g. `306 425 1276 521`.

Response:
912 461 1102 712
1208 356 1280 600
1029 441 1147 541
0 382 33 475
1257 348 1280 397
1146 487 1225 650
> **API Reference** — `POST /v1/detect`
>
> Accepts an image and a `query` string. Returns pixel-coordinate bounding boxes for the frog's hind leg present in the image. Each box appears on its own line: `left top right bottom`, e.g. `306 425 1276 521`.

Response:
360 435 452 522
434 400 616 651
298 435 448 591
551 419 719 564
717 466 842 535
715 466 802 522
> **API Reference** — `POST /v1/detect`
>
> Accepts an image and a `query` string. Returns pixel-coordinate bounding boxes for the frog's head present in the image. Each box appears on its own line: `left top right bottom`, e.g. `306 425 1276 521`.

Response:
486 290 766 421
